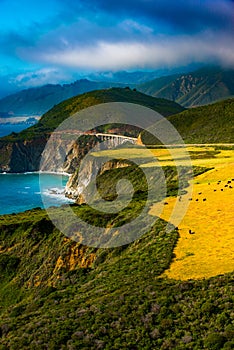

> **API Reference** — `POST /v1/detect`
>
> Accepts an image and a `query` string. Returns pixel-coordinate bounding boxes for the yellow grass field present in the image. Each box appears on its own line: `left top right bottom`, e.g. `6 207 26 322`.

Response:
93 145 234 280
150 146 234 280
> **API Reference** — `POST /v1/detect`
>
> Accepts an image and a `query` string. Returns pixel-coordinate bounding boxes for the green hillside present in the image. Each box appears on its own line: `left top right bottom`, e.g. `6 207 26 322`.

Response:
138 67 234 107
2 87 184 142
0 166 233 349
168 98 234 143
141 98 234 144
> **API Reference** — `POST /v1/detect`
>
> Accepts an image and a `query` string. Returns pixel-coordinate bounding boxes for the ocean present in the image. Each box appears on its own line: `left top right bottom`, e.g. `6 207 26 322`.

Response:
0 173 74 215
0 123 30 138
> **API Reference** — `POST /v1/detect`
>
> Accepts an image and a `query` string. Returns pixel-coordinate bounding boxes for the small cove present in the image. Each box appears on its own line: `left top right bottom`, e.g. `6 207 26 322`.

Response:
0 173 74 215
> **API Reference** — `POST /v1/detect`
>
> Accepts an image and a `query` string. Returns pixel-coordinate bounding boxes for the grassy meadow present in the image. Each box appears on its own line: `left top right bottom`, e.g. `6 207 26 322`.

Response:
92 144 234 280
149 146 234 280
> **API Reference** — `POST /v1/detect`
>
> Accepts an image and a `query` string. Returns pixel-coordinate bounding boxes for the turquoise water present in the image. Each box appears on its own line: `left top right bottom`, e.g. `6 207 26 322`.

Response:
0 173 74 215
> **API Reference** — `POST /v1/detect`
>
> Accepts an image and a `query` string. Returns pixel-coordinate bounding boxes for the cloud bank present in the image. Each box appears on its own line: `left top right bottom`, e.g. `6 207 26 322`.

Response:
31 33 234 71
0 0 233 88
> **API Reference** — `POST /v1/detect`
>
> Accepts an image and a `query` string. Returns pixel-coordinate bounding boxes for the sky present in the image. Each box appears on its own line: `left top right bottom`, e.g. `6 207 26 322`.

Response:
0 0 234 94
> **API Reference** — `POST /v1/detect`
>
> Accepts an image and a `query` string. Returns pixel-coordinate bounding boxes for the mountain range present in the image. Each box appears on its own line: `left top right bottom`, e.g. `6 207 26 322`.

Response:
0 66 234 118
86 64 200 84
138 67 234 107
0 80 128 116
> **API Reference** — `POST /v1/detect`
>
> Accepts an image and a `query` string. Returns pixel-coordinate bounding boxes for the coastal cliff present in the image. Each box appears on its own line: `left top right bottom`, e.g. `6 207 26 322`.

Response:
65 158 131 203
40 134 100 174
0 137 47 173
0 135 100 174
0 88 184 173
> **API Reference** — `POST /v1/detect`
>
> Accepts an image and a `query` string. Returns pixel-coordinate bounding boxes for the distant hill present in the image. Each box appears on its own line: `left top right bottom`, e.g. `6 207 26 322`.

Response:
13 87 183 140
0 79 129 116
141 98 234 144
0 88 184 172
87 65 198 84
138 67 234 107
0 66 203 117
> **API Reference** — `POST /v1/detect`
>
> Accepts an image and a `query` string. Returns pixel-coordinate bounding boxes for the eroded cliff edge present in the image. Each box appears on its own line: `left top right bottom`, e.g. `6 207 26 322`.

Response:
0 134 100 174
65 158 131 203
0 137 47 173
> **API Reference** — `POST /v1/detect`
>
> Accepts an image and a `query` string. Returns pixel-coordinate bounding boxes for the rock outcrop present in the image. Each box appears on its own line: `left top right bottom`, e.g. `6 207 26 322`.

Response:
0 133 136 174
40 134 100 174
65 157 131 203
0 134 101 174
0 137 47 173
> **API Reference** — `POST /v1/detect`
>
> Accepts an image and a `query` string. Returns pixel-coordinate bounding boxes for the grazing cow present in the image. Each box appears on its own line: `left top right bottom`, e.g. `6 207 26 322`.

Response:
203 198 207 201
189 229 195 234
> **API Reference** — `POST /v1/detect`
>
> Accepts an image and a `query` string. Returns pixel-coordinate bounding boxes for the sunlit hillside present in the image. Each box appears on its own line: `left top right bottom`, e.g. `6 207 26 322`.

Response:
149 146 234 279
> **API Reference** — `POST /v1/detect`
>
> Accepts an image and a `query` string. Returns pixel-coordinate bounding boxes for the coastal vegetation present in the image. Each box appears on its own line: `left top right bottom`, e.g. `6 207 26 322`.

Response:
140 98 234 144
0 88 233 349
0 146 233 348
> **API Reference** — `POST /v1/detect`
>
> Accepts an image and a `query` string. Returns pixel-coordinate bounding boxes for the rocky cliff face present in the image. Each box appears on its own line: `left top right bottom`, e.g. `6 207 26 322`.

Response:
40 134 100 174
0 131 135 206
65 158 131 203
0 137 47 173
0 133 135 174
0 135 100 174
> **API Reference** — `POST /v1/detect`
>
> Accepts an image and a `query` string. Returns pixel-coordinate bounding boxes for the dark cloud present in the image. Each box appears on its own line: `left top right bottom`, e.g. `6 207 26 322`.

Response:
0 0 233 86
84 0 234 33
0 31 34 56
